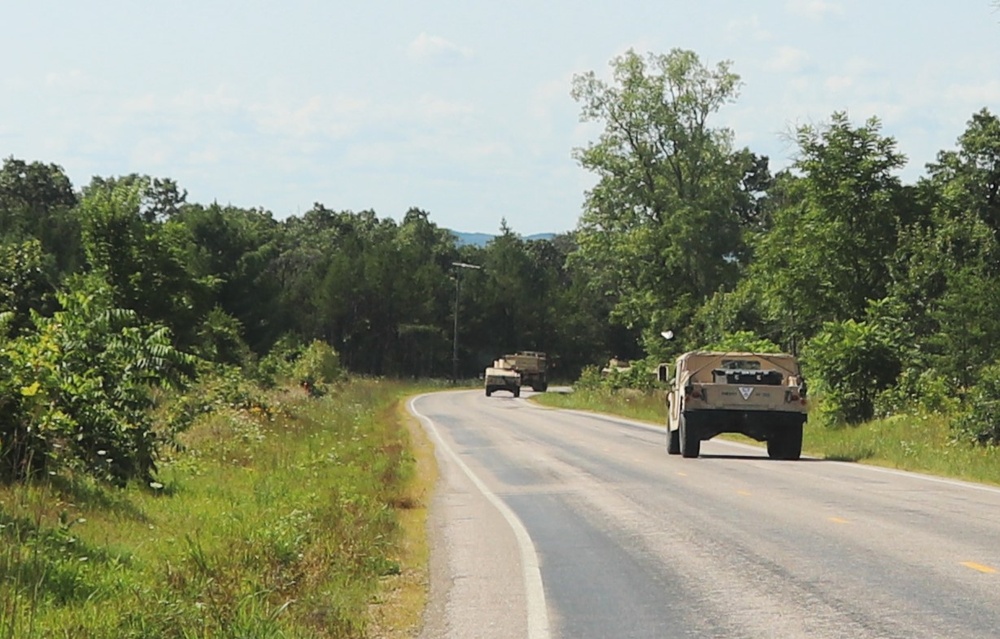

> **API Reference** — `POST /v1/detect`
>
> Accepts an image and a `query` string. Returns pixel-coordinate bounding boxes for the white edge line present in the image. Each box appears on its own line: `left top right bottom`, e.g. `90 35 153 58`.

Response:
550 407 1000 496
409 394 551 639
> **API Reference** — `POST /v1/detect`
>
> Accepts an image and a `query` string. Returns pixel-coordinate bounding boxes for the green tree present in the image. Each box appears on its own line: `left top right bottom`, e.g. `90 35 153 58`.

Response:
0 156 82 275
78 180 215 349
570 48 751 354
176 203 283 355
0 275 193 483
749 113 907 348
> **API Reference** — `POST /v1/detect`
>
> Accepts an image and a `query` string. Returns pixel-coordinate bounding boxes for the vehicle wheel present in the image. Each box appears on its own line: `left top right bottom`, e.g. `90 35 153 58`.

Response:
766 436 782 459
767 423 803 460
783 422 803 460
538 382 548 392
667 428 680 455
679 414 700 458
514 388 521 398
485 388 492 397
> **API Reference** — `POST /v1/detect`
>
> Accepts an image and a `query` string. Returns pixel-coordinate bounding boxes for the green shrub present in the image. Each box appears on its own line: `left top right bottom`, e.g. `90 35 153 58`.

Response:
702 331 783 353
0 275 194 484
291 340 344 396
874 367 959 418
952 363 1000 445
804 318 900 426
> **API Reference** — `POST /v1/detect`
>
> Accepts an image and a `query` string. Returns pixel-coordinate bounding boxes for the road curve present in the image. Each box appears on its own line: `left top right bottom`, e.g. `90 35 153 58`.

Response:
409 390 1000 639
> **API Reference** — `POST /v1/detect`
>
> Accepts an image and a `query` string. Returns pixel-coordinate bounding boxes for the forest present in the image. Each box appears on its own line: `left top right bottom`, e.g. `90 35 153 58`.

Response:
2 47 1000 488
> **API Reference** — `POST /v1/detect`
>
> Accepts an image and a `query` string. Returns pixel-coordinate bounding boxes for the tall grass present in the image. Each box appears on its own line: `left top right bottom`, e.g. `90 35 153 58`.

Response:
534 389 1000 487
0 379 430 638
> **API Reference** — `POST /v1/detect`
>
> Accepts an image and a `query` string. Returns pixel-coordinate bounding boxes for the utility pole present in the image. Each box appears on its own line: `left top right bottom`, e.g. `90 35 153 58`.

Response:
451 261 482 384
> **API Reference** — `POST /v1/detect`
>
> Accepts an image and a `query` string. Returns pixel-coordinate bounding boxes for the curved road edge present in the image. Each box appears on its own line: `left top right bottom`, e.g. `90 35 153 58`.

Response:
408 393 551 639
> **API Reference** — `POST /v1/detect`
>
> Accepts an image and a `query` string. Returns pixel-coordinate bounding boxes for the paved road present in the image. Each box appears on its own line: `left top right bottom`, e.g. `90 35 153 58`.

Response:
409 390 1000 639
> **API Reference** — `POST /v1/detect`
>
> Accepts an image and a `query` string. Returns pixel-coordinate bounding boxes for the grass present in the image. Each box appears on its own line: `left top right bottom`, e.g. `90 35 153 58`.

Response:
0 378 436 639
533 388 1000 487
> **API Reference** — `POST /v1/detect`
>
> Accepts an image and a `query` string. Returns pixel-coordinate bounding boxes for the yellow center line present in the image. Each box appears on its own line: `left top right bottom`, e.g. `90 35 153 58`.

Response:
828 517 849 524
961 561 997 574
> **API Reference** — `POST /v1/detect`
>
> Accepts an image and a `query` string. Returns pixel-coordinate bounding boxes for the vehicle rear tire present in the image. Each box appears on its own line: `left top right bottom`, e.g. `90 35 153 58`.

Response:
667 428 680 455
783 422 803 460
679 414 700 458
485 388 492 397
514 388 521 398
766 437 782 459
767 422 803 460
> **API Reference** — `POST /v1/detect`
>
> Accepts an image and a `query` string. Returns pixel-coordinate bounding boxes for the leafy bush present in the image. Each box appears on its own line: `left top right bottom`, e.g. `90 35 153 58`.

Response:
574 359 659 393
952 363 1000 445
253 334 306 388
291 340 345 396
874 366 959 418
573 365 605 391
702 331 782 353
0 275 194 484
804 318 901 426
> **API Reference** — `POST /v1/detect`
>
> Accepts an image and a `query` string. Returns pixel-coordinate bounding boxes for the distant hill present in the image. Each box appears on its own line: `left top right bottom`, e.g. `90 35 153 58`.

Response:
451 230 557 247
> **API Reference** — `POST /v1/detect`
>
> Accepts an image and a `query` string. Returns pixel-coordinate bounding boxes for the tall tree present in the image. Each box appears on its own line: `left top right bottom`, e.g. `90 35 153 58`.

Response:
749 113 907 348
0 157 81 275
570 48 751 353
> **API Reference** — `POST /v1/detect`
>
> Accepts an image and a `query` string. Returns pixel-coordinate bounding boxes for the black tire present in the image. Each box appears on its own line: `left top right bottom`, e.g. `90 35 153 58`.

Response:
767 422 803 460
783 422 803 460
485 388 492 397
667 428 681 455
679 414 700 458
514 388 521 398
766 437 782 459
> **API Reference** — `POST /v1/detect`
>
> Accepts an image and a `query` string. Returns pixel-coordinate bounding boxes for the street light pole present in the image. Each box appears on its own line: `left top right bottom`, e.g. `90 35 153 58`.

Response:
451 261 481 384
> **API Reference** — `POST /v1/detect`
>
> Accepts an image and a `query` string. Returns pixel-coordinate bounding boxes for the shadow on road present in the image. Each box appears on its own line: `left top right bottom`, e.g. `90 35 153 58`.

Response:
696 453 836 462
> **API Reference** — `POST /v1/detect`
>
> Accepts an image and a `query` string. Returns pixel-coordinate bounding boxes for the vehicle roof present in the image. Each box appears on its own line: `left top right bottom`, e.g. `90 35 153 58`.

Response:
675 350 800 380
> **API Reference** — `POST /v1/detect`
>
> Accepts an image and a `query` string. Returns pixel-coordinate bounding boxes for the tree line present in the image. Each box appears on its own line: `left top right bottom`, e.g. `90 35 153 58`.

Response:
571 48 1000 445
2 46 999 486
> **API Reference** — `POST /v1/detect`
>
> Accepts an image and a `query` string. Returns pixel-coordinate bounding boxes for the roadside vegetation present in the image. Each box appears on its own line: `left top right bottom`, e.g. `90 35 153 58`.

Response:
0 371 434 638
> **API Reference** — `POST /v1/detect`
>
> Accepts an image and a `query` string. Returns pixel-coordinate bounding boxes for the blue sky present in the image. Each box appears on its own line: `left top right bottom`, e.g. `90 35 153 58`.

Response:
2 1 999 235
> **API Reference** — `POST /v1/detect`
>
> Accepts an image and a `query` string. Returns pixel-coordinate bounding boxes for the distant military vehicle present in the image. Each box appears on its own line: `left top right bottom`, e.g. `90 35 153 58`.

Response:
485 359 521 397
659 351 808 459
503 351 548 392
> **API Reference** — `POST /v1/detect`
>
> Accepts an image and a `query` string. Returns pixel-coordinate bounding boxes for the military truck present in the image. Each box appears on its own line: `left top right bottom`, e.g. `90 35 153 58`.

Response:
485 359 521 397
659 351 808 460
503 351 548 392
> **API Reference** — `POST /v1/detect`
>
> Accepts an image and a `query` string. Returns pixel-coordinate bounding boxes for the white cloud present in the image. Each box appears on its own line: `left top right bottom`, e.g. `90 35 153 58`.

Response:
44 69 89 90
529 74 574 120
407 33 473 61
944 80 1000 105
785 0 843 18
725 15 771 42
825 75 854 92
768 46 810 72
130 136 170 167
414 94 475 119
251 95 369 139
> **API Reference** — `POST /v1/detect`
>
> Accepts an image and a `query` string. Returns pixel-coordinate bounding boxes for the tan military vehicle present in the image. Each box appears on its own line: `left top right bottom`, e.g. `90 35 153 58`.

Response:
659 351 808 459
502 351 548 392
485 359 521 397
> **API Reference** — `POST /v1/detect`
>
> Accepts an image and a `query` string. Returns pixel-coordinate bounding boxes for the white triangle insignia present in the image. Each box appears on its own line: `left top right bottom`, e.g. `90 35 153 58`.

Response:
739 386 754 400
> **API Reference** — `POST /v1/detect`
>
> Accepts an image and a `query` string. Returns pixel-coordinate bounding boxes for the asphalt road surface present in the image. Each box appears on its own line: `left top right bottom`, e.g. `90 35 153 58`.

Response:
408 390 1000 639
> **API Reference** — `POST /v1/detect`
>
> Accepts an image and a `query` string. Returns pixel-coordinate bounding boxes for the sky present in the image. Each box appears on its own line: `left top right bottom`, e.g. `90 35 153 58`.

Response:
2 1 999 236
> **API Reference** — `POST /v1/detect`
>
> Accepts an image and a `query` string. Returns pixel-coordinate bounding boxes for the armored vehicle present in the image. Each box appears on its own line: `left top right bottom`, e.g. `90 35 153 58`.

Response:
485 359 521 397
659 351 808 459
503 351 548 392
